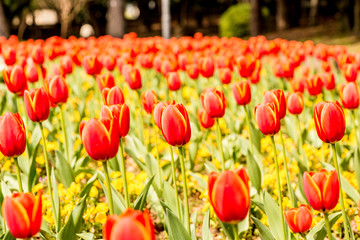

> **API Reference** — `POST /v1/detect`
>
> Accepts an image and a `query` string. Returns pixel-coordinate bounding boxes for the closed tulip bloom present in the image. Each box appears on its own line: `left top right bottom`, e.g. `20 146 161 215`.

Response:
102 86 125 106
160 103 191 146
24 88 50 122
339 82 359 109
264 89 286 119
343 63 358 82
101 104 130 138
291 78 305 93
201 88 227 118
80 117 120 161
254 102 280 136
284 205 313 233
197 108 215 129
200 57 215 78
303 170 339 211
141 90 158 114
153 101 169 129
186 63 200 80
208 168 250 223
219 68 232 84
45 75 69 106
3 47 16 65
31 46 44 65
166 72 181 91
232 81 251 106
321 72 335 90
82 55 102 75
287 92 304 115
237 55 256 78
306 75 323 96
0 112 26 158
3 65 27 96
102 55 116 71
123 65 142 90
24 62 39 83
96 73 115 92
103 209 155 240
60 55 73 75
314 101 345 143
2 191 42 239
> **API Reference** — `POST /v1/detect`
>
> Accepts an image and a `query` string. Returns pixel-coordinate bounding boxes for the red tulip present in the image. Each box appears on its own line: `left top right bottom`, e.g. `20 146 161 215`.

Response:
200 57 215 78
306 75 323 96
284 205 312 233
101 104 130 138
286 92 304 115
263 89 286 119
2 191 42 239
153 101 170 129
208 168 250 223
24 88 50 122
60 55 73 75
201 88 227 118
303 169 339 211
0 112 26 158
314 101 345 143
291 78 305 93
31 46 44 65
254 102 280 136
197 108 215 129
82 55 102 75
96 73 115 92
339 82 359 109
186 63 200 80
321 72 335 90
102 55 116 71
3 47 16 65
103 208 155 240
141 90 158 114
3 65 27 96
24 62 39 83
219 68 232 84
44 75 69 106
123 65 142 90
343 63 358 82
166 72 181 91
232 81 251 106
80 116 120 161
102 86 125 106
237 54 256 78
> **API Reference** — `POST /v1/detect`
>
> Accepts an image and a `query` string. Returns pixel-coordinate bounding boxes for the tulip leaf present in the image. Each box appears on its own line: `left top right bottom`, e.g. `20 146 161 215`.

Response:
247 150 262 193
51 168 61 232
202 210 213 240
77 232 94 240
237 213 249 234
165 209 191 240
28 124 41 157
190 211 198 240
251 216 276 240
55 150 75 189
306 211 341 240
98 179 126 215
58 195 88 240
354 147 360 191
27 142 40 192
189 172 207 190
2 231 15 240
162 180 184 221
134 176 155 210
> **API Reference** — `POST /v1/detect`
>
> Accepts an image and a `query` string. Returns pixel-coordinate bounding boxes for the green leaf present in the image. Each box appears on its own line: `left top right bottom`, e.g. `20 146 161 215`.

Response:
134 176 155 210
162 180 184 220
165 209 191 240
51 168 61 232
354 147 360 192
2 231 15 240
190 211 198 240
98 178 126 215
237 213 249 234
58 195 88 240
77 233 94 240
202 210 213 240
251 216 276 240
306 211 341 240
263 191 287 240
55 150 75 189
247 150 262 193
27 142 39 192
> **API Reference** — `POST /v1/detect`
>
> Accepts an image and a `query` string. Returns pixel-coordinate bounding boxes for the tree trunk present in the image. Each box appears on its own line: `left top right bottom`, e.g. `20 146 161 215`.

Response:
161 0 171 39
309 0 319 26
276 0 286 31
106 0 125 37
354 0 360 33
0 0 9 37
250 0 261 35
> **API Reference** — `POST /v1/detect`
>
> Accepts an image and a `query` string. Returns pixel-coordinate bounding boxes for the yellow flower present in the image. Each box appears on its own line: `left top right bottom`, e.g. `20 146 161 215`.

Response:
95 212 107 224
90 186 99 198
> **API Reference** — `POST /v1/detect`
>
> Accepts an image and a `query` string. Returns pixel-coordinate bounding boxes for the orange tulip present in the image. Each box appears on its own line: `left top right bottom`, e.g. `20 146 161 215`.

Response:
286 92 304 115
284 205 313 233
141 90 158 114
24 87 50 122
44 75 69 106
306 75 323 96
123 65 142 90
254 102 280 136
219 68 232 84
201 88 226 118
232 81 251 106
200 57 215 78
102 86 125 106
343 63 358 82
166 72 181 91
197 108 215 129
3 65 27 96
263 89 286 119
339 82 359 110
101 104 130 138
96 73 115 92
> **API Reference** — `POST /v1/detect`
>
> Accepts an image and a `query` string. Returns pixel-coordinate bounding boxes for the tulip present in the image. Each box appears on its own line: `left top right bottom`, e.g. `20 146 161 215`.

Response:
166 71 181 91
284 205 312 233
102 86 125 106
254 102 280 136
232 81 251 106
186 63 200 80
3 65 27 96
2 191 42 239
343 63 358 82
200 57 215 78
153 101 170 129
24 88 50 122
3 47 16 65
291 78 305 93
31 46 44 65
141 90 158 114
306 75 323 96
123 65 142 90
24 62 39 83
197 108 215 129
339 82 359 110
208 169 250 223
219 68 232 84
102 55 116 71
321 72 335 90
200 88 226 118
60 55 73 75
237 54 256 78
96 73 115 92
82 55 102 75
263 89 286 119
287 92 304 115
103 209 155 240
44 75 69 106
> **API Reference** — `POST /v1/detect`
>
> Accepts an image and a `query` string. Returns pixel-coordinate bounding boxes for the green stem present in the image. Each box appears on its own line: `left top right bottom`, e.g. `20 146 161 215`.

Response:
153 120 163 195
232 224 239 240
119 140 130 208
271 136 287 240
136 90 145 144
102 161 114 214
215 119 225 171
170 146 181 220
243 105 253 153
296 115 308 170
59 105 70 164
279 129 296 207
323 212 333 240
39 122 60 232
178 146 190 234
331 143 350 240
352 111 359 145
14 157 23 193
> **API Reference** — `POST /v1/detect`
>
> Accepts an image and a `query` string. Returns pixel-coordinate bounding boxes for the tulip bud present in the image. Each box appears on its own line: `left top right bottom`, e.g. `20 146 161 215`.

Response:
343 63 358 82
314 101 345 143
167 72 181 91
2 191 42 239
286 92 304 115
291 78 305 93
3 65 27 96
24 88 50 122
103 208 155 240
232 81 251 106
60 55 73 75
82 55 102 75
44 75 69 106
141 90 158 114
200 57 215 78
3 47 16 65
0 112 26 158
197 108 215 129
306 75 323 96
264 89 286 119
284 205 313 233
153 101 169 129
219 68 232 84
237 55 256 78
321 72 335 90
186 63 200 80
96 73 115 92
101 104 130 138
31 46 44 65
123 65 142 90
102 55 116 71
254 102 280 136
339 82 359 109
201 88 227 118
102 86 125 106
303 170 339 211
208 169 250 223
24 62 39 83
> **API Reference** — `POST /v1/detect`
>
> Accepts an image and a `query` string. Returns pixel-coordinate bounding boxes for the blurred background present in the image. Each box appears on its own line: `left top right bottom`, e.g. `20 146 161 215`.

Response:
0 0 359 42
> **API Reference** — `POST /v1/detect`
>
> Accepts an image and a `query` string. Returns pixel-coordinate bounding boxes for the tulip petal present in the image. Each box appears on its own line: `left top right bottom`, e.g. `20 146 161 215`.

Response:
295 205 312 233
322 170 340 210
303 172 323 211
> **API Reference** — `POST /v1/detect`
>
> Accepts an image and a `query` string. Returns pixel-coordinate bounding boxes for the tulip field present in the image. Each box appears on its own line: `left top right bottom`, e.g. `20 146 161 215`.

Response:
1 33 360 240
